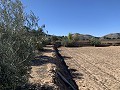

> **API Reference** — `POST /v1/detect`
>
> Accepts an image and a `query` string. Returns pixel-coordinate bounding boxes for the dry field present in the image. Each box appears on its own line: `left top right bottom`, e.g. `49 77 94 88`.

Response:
59 46 120 90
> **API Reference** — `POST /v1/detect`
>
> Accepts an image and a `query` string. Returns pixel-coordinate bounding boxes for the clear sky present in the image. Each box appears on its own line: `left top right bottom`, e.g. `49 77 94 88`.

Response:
21 0 120 37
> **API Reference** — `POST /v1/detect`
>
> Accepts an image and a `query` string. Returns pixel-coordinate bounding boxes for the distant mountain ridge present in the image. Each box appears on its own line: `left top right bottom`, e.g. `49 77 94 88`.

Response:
72 33 120 40
48 33 120 40
101 33 120 39
72 33 95 40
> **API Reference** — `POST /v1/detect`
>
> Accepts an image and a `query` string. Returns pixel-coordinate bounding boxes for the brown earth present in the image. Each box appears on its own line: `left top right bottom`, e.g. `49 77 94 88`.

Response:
29 46 58 89
59 46 120 90
28 45 78 90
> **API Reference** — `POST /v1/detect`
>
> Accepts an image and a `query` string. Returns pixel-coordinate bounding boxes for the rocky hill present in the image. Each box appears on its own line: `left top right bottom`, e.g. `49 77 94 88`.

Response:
101 33 120 39
72 33 94 40
49 33 120 41
72 33 120 40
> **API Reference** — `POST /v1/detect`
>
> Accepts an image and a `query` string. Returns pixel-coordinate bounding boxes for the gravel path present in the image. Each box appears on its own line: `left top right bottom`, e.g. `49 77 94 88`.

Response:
59 46 120 90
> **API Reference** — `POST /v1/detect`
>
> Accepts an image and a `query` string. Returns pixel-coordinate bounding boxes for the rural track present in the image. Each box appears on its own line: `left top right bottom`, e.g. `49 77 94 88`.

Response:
59 46 120 90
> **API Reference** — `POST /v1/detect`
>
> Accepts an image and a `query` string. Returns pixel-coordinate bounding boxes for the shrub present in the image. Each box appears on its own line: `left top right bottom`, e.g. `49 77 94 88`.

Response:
61 37 69 47
51 36 59 44
61 34 79 47
0 32 34 90
61 38 77 47
90 38 101 46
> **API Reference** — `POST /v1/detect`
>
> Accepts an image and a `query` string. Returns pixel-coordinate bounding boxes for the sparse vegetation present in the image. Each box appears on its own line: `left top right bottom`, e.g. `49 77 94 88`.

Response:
51 35 59 44
61 34 77 47
68 33 73 41
73 33 80 42
90 38 101 46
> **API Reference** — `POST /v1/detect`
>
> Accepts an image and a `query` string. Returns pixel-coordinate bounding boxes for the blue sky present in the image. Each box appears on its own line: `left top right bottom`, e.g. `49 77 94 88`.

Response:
21 0 120 37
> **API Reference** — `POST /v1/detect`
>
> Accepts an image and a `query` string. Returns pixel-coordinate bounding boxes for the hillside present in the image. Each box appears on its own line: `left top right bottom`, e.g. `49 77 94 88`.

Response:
48 33 120 41
72 33 94 40
101 33 120 39
70 33 120 40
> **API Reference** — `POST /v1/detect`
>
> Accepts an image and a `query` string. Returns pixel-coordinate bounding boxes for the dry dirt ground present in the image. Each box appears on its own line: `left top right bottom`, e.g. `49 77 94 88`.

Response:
28 46 78 90
29 46 58 89
59 46 120 90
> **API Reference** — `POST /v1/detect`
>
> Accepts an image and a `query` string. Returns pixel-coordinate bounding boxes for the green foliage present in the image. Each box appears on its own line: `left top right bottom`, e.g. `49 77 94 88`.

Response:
42 38 51 45
28 28 46 50
0 32 34 90
34 42 43 51
61 36 68 47
61 33 79 47
51 36 59 44
90 38 101 46
68 33 73 41
0 0 44 89
61 36 76 47
103 36 111 39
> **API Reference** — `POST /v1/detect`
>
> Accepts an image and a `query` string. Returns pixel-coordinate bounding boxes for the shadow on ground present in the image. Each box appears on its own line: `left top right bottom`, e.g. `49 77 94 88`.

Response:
62 55 73 60
69 68 84 79
31 47 57 66
43 48 54 53
31 55 56 66
16 83 54 90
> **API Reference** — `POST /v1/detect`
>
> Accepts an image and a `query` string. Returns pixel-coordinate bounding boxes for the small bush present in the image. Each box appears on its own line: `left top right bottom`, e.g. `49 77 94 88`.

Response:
90 38 101 46
61 33 79 47
61 38 69 47
61 39 77 47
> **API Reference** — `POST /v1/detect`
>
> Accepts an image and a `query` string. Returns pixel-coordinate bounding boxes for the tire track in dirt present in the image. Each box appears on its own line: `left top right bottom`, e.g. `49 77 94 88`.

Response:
59 47 120 90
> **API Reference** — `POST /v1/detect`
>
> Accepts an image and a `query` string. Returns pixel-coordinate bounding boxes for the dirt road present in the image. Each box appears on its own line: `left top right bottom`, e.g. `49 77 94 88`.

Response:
59 46 120 90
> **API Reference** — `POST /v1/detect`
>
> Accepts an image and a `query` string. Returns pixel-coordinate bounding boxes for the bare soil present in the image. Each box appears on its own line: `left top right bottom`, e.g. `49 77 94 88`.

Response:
29 46 58 89
59 46 120 90
28 45 78 90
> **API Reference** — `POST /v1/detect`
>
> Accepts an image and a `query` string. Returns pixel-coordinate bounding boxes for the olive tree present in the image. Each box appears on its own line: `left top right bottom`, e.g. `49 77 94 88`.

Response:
0 0 39 89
